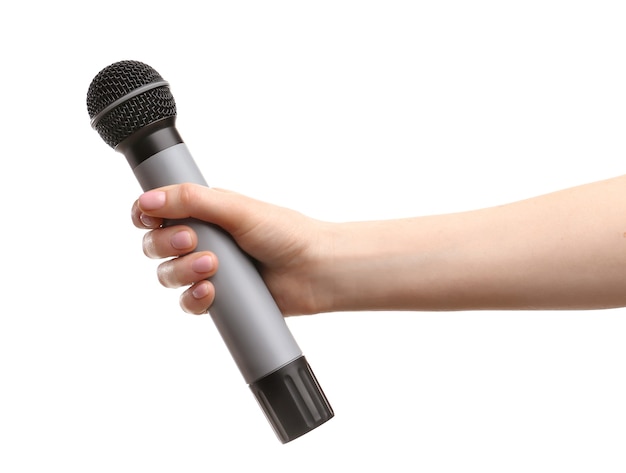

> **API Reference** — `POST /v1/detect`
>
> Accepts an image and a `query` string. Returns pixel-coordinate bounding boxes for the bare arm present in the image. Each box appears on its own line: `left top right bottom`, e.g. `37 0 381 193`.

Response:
132 175 626 315
325 175 626 311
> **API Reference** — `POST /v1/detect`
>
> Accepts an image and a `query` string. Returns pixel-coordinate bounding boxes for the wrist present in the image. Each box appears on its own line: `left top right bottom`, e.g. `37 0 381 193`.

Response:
311 220 411 313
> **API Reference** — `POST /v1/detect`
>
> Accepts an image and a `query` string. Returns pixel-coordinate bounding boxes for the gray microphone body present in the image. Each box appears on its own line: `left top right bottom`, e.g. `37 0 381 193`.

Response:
87 60 333 443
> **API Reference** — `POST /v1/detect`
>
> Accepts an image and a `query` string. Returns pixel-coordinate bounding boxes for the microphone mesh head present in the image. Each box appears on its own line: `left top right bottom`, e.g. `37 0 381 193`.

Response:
86 60 176 148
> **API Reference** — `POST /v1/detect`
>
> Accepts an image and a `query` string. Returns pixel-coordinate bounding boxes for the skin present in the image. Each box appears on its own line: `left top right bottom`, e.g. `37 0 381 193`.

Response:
131 175 626 316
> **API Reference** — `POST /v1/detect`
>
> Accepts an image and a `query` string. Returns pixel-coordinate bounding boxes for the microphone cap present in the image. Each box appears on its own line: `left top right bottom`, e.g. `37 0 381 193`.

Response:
249 356 334 443
86 60 176 148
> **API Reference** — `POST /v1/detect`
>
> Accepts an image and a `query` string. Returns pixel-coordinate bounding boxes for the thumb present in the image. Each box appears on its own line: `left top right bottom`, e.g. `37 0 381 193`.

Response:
137 183 265 237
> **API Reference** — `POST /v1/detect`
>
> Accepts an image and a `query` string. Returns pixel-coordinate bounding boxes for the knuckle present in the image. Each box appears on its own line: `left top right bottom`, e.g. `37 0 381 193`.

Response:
157 260 179 288
177 183 201 210
142 232 157 258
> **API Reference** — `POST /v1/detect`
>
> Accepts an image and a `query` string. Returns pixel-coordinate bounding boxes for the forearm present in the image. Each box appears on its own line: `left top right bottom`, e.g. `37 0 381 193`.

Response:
318 175 626 312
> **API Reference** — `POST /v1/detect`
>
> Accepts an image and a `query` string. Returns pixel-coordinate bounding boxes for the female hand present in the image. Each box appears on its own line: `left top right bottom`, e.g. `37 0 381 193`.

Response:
131 184 331 316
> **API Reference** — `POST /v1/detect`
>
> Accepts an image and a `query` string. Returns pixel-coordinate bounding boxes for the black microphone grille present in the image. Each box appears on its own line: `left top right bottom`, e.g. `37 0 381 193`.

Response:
86 60 177 148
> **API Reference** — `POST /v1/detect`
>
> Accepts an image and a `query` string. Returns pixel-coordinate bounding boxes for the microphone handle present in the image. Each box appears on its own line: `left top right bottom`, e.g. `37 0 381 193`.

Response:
132 142 302 383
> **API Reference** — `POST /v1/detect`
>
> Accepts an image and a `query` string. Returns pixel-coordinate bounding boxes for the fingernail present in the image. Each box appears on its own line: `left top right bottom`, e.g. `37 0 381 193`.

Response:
139 191 166 210
171 231 193 250
192 281 210 299
139 213 159 228
191 255 215 273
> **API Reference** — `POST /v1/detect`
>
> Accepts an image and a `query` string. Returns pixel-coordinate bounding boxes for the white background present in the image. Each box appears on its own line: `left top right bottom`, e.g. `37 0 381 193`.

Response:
1 1 626 472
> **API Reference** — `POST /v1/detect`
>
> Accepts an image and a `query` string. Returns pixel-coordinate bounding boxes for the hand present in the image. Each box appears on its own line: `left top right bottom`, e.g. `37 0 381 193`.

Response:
131 184 331 316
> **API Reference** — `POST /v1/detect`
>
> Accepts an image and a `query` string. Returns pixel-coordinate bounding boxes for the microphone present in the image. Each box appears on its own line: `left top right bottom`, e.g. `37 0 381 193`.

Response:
86 60 333 443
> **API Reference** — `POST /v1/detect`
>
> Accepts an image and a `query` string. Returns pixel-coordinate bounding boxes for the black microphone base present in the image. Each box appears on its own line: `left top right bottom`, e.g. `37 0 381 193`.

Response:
249 356 334 443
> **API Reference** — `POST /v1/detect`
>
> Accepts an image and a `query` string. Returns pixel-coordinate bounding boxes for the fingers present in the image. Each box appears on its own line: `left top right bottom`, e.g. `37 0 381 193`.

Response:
179 281 215 315
156 252 217 288
144 227 218 313
155 250 218 315
136 184 264 237
142 226 197 258
131 189 221 315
